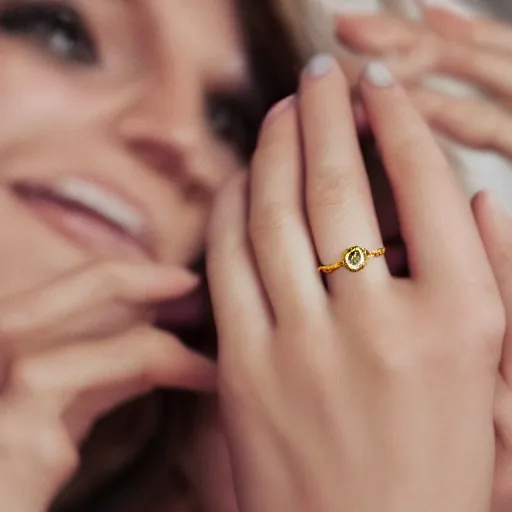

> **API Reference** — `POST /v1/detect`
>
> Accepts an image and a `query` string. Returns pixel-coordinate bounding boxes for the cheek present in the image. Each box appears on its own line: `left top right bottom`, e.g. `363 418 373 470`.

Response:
0 41 94 144
0 42 98 297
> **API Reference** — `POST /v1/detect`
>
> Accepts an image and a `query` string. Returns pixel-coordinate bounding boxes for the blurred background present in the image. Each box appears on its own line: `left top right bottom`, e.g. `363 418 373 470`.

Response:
490 0 512 19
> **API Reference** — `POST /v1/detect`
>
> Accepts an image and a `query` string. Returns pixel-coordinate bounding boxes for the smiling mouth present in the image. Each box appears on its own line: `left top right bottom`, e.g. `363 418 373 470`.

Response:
11 177 156 261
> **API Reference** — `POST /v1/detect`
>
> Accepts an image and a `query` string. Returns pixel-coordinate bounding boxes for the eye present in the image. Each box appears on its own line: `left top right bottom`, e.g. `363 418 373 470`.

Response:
206 94 260 159
0 1 97 65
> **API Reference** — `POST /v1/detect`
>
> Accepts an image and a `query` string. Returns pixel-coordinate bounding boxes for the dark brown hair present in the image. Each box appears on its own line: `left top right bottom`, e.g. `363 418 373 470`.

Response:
51 2 301 510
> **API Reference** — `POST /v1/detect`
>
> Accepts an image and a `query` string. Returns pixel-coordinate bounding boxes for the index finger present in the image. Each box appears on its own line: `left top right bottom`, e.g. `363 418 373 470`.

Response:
0 261 199 351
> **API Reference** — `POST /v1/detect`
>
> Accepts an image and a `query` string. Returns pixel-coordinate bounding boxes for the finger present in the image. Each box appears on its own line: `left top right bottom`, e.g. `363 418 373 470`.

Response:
0 261 199 350
360 61 488 282
249 97 325 318
433 40 512 106
472 192 512 384
207 173 271 356
335 14 439 82
410 87 512 158
8 325 216 441
337 13 512 103
336 14 421 55
300 55 387 296
424 6 512 54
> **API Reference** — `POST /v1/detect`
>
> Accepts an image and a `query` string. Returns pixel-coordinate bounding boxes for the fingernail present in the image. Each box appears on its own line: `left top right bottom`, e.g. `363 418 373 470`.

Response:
421 0 474 18
306 53 336 78
364 61 394 88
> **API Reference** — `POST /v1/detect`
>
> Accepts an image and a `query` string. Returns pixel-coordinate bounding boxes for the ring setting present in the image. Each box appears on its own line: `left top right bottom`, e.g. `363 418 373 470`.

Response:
318 245 386 274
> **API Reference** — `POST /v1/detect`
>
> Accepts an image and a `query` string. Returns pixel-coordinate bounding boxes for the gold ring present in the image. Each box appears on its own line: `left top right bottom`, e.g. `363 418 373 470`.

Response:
318 245 386 274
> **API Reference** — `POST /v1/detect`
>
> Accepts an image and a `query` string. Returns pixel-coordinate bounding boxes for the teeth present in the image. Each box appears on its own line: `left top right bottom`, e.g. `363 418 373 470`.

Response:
52 177 146 237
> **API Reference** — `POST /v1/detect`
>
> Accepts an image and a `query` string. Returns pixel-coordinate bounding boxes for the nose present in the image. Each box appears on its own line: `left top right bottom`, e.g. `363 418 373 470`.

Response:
117 66 205 188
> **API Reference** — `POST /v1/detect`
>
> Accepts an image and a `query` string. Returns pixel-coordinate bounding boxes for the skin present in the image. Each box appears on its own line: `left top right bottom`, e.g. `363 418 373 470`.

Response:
0 1 511 511
0 0 254 301
334 9 512 510
188 7 512 512
0 0 262 509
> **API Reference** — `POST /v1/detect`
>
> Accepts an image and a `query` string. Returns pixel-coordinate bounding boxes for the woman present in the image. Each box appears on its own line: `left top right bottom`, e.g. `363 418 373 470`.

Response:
201 2 512 511
0 0 298 510
0 2 509 512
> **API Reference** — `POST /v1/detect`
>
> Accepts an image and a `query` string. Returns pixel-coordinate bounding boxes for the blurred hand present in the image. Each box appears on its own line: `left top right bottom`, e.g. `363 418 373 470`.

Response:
336 6 512 157
0 261 215 511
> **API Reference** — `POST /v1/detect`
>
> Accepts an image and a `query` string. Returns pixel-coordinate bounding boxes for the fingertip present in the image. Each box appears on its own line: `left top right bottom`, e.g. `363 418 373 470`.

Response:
165 348 218 392
163 267 201 295
299 54 351 110
256 96 298 160
260 95 296 132
470 189 491 217
140 261 200 288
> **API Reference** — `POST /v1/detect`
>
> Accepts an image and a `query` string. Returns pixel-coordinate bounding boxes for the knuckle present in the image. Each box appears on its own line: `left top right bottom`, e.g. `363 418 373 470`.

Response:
0 306 31 344
466 305 505 359
36 425 78 476
8 359 40 394
310 164 351 208
457 289 505 350
249 201 294 236
366 337 417 377
0 404 78 479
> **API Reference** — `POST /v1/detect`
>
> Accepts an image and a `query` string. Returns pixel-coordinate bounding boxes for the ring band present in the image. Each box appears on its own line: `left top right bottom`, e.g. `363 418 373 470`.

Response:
318 245 386 274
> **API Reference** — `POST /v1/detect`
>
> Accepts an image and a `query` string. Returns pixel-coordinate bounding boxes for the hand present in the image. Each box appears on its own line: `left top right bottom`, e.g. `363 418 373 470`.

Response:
0 261 215 511
207 57 505 512
336 7 512 157
472 193 512 512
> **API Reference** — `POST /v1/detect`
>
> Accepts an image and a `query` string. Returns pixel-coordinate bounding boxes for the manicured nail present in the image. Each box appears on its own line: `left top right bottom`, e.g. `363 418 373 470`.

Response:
364 61 394 87
306 53 336 78
421 0 474 18
263 96 294 126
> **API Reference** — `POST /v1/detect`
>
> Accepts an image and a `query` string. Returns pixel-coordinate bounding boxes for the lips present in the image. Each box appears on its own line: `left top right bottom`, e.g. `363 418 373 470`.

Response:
11 177 156 261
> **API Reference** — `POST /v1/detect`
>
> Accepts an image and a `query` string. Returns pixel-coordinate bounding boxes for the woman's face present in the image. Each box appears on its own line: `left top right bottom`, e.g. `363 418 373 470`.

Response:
0 0 258 300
